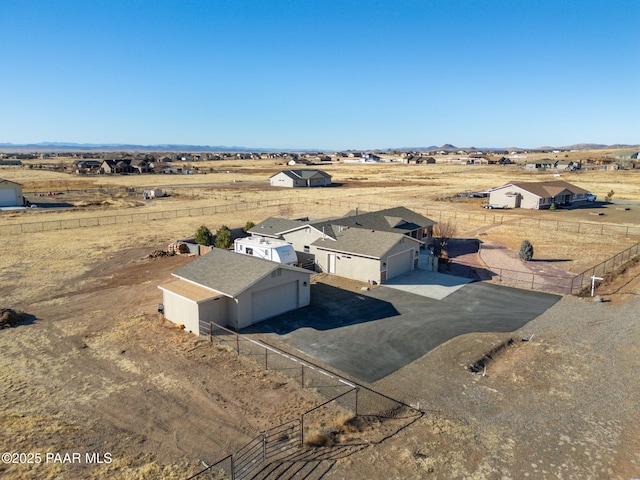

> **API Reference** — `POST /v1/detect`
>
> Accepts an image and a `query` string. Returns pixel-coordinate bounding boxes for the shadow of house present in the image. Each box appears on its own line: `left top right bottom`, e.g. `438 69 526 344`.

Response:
242 283 400 335
443 238 496 281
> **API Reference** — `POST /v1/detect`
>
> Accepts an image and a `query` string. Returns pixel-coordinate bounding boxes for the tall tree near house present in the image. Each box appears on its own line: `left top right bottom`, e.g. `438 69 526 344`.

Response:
433 220 458 258
214 225 233 249
194 225 212 245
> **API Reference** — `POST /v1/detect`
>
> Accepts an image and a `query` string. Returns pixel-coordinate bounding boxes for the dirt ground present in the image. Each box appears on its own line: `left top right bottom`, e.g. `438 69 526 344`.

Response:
1 156 640 479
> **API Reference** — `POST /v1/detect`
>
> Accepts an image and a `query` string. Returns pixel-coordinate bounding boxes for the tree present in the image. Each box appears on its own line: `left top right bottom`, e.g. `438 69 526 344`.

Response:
605 190 615 202
549 202 556 211
519 239 534 261
214 225 233 249
432 221 458 257
243 221 255 233
194 225 212 246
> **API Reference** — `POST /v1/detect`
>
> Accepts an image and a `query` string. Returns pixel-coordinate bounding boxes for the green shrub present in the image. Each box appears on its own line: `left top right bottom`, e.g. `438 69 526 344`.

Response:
214 225 233 249
194 225 212 245
519 239 534 261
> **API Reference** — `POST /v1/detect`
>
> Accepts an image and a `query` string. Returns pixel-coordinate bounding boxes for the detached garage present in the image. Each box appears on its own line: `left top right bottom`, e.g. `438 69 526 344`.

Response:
0 179 24 207
158 248 311 334
311 227 422 284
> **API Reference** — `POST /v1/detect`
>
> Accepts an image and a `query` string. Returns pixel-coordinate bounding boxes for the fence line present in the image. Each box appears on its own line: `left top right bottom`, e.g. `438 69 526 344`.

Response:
4 197 640 237
189 322 421 479
0 198 298 235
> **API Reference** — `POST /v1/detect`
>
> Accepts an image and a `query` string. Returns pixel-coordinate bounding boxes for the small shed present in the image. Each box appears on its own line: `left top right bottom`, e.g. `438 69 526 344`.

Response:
158 248 311 334
0 178 24 207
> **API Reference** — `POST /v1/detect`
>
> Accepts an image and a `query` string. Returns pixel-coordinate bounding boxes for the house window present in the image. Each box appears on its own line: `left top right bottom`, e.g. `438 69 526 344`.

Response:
246 247 253 255
271 269 282 278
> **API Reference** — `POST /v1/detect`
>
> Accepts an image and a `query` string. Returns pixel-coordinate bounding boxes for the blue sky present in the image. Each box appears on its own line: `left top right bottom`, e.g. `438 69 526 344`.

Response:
1 0 638 150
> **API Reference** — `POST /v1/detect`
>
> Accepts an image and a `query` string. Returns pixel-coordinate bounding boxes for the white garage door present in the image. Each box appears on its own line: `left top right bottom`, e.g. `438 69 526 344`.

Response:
0 189 17 207
386 249 413 281
251 281 298 323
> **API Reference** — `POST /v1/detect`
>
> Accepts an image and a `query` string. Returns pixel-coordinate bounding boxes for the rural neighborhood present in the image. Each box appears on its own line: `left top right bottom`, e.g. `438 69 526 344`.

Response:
2 144 639 479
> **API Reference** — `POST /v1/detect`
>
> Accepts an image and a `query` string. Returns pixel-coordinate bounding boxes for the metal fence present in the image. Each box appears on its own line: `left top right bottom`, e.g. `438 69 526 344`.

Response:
188 322 421 480
570 241 640 294
0 198 299 235
470 241 640 295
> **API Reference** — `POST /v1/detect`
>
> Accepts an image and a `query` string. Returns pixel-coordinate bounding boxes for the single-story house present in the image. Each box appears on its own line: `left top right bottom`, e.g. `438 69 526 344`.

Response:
310 227 423 284
270 170 332 188
249 206 436 282
158 248 311 334
488 180 590 209
100 160 135 174
0 178 24 207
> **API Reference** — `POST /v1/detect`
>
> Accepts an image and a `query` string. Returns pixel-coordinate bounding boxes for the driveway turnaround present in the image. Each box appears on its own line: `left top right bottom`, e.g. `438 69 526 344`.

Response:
383 269 473 300
245 281 561 383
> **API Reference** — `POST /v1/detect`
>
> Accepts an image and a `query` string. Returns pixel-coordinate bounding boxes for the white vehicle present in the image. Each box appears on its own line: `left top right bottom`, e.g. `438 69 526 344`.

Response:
234 237 298 265
587 193 597 202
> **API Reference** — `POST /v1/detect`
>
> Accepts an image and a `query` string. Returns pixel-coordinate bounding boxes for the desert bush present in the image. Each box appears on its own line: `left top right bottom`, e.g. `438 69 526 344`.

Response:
243 221 255 233
304 431 334 448
519 239 534 261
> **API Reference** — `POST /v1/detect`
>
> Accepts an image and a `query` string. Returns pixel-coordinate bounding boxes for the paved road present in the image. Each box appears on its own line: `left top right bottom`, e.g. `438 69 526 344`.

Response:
245 281 561 383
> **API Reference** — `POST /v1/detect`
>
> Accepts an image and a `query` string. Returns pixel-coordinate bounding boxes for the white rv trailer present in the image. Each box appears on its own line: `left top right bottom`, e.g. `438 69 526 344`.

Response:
234 236 298 266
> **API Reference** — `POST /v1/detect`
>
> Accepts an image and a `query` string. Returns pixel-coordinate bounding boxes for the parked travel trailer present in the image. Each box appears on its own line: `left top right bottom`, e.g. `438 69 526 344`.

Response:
234 237 298 265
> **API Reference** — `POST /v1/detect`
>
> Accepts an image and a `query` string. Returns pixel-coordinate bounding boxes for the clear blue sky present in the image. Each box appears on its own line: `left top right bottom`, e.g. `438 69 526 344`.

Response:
1 0 638 150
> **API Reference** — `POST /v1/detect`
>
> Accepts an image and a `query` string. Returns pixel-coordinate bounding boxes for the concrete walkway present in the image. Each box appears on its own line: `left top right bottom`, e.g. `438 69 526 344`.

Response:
383 268 473 300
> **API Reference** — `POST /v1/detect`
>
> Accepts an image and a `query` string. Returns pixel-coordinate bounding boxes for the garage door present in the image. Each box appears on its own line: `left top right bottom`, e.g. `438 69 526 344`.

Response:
386 249 413 281
0 189 17 207
251 281 298 323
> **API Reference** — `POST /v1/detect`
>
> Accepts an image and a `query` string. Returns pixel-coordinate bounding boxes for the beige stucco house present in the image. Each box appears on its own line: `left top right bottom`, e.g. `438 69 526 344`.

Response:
270 169 332 188
0 178 24 207
249 206 436 283
488 180 590 209
158 248 311 334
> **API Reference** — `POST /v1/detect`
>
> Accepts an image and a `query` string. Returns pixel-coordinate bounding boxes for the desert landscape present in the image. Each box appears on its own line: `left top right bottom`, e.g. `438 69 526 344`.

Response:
1 149 640 479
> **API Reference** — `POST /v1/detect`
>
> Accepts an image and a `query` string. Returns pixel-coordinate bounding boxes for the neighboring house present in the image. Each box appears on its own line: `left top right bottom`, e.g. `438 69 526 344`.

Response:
130 159 152 174
488 180 590 209
249 206 437 282
270 170 332 188
0 178 24 207
158 248 311 334
100 160 134 174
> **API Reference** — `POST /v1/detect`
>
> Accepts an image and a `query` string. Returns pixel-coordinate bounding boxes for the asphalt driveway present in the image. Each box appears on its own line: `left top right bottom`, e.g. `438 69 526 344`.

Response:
244 281 561 383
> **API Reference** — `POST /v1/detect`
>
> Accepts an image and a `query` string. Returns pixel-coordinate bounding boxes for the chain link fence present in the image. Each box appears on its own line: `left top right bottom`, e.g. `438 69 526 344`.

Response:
188 322 421 480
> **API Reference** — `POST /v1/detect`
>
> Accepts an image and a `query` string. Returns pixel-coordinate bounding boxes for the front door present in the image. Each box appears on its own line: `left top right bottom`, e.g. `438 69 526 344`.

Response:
327 253 336 273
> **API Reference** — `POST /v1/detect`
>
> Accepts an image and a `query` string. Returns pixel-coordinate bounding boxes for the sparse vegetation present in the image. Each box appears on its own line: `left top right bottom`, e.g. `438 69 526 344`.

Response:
194 225 212 245
432 220 458 258
605 189 615 201
214 225 233 249
519 239 534 261
243 221 255 233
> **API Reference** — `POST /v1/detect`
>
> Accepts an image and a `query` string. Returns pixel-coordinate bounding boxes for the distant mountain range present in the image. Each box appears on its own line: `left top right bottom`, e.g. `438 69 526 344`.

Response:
0 141 637 153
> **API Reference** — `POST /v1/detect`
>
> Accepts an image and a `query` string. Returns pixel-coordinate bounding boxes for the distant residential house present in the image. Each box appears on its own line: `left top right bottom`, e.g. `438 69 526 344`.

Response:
488 180 590 209
100 160 134 174
270 170 332 188
130 159 152 173
0 178 24 207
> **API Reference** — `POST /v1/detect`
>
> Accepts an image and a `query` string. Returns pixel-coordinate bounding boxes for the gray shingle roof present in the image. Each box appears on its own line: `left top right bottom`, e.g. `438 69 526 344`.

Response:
330 206 436 233
248 217 308 237
171 248 308 298
506 180 589 198
270 169 331 180
311 226 420 258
